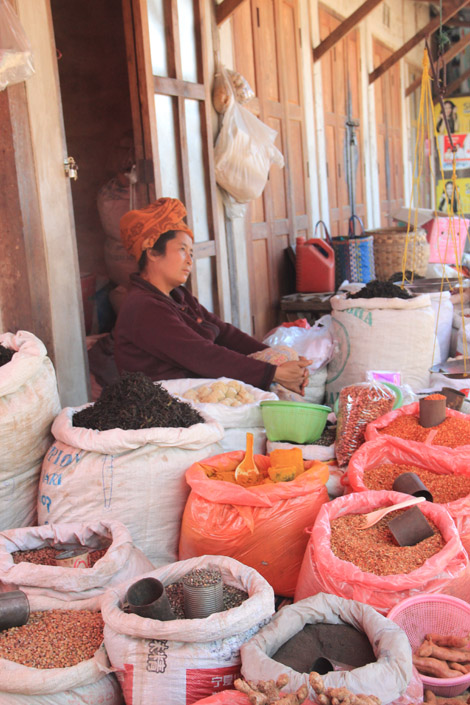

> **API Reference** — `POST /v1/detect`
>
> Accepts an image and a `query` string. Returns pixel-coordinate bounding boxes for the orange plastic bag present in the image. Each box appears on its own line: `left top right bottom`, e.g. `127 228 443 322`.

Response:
344 436 470 554
179 451 329 597
294 490 468 614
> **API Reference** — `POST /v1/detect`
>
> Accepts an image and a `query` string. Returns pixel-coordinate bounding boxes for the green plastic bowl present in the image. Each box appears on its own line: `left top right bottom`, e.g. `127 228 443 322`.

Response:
260 400 331 444
333 382 403 416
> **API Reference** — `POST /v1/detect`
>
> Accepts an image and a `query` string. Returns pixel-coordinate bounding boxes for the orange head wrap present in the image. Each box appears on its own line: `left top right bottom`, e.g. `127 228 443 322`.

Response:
120 197 194 262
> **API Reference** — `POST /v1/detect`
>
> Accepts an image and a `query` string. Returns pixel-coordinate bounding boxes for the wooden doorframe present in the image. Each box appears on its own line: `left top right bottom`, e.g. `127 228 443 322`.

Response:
7 0 89 406
122 0 226 317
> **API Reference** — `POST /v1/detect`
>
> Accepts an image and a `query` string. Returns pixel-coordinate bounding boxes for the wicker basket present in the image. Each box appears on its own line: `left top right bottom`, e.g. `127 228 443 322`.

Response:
367 226 430 281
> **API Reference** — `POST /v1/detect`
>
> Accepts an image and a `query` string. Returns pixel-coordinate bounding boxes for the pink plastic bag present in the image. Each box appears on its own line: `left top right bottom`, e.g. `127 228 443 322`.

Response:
365 401 470 450
179 451 329 597
294 490 468 614
344 436 470 554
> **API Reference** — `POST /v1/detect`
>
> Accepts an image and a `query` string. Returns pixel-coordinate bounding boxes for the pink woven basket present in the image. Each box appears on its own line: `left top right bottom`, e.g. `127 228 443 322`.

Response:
388 594 470 697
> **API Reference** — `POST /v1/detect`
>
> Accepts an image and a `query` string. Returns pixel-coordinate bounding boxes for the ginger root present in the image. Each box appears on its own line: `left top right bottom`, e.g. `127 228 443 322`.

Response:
234 674 307 705
307 672 380 705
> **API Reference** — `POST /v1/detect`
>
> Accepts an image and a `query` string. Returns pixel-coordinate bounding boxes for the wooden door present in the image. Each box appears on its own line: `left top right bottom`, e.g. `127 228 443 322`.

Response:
374 40 404 226
231 0 311 338
122 0 225 317
319 6 366 237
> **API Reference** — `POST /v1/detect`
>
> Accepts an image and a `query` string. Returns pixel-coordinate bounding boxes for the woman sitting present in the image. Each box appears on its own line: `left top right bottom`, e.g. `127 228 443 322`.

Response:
114 197 310 395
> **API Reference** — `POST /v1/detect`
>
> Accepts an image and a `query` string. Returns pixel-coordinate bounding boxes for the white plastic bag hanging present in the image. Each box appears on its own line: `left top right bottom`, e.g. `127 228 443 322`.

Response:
0 0 35 91
214 95 284 204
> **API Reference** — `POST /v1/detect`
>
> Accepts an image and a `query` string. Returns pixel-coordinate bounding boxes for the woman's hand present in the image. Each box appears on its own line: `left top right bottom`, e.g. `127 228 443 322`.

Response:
274 359 312 396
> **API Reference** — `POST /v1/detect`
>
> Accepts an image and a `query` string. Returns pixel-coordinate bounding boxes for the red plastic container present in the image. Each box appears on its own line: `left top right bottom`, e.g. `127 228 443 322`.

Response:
295 237 335 293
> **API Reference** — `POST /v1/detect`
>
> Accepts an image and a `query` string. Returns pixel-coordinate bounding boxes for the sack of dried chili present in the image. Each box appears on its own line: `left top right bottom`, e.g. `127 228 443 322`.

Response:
335 382 394 467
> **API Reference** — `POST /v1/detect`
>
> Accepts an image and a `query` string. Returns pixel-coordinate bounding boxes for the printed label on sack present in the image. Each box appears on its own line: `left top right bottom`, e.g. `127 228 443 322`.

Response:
116 663 134 705
326 317 349 384
344 307 373 326
146 639 169 673
186 665 241 705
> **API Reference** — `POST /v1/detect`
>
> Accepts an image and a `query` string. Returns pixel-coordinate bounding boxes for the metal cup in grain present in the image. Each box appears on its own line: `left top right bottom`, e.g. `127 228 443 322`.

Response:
388 506 434 546
441 386 466 411
54 548 91 568
392 472 433 503
419 395 446 428
126 577 176 621
0 589 30 631
182 570 224 619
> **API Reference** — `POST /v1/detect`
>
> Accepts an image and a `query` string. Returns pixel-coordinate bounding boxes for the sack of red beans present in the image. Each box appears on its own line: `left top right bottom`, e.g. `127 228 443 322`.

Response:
344 436 470 555
335 382 395 467
364 401 470 450
0 601 123 704
294 490 469 614
0 520 154 610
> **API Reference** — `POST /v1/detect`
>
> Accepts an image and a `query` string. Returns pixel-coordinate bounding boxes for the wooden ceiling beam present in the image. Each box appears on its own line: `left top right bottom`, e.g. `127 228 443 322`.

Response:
405 30 470 96
433 64 470 101
215 0 248 25
313 0 383 62
369 0 470 84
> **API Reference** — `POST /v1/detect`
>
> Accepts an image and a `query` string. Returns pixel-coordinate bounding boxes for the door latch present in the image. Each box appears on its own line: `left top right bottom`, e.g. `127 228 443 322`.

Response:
64 157 78 180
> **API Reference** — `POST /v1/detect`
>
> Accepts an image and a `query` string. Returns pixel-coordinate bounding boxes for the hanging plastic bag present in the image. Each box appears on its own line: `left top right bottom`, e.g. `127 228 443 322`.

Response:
214 91 284 204
263 316 335 371
335 382 395 467
0 0 35 91
227 69 255 104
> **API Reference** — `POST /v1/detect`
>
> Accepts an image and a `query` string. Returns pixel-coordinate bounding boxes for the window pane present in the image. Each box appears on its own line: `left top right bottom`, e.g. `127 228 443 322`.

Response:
185 99 209 241
148 0 168 77
177 0 198 83
154 94 180 198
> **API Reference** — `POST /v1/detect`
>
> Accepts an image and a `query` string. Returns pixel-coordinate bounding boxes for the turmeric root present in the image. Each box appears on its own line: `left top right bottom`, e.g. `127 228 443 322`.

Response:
423 691 437 705
418 641 470 663
412 655 463 679
425 634 470 649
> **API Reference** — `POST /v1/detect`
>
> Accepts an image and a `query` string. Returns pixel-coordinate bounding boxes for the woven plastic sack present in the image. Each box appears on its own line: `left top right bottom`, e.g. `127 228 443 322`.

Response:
364 401 470 451
162 377 278 454
0 0 34 91
179 451 329 597
240 593 422 705
0 520 153 610
37 405 223 566
294 490 468 613
335 382 394 467
101 555 274 705
192 693 251 705
325 293 435 404
214 95 284 204
344 436 470 555
0 598 122 705
0 330 61 530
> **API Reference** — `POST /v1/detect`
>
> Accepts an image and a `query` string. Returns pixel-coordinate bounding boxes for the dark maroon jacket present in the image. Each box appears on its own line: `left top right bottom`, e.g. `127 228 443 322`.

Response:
114 275 276 390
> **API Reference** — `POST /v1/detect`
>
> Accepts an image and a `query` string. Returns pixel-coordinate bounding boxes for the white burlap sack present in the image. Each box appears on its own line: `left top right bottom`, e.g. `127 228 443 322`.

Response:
102 555 275 705
240 593 421 705
0 601 122 705
0 331 61 530
0 520 153 609
326 294 435 404
162 378 278 453
37 407 223 566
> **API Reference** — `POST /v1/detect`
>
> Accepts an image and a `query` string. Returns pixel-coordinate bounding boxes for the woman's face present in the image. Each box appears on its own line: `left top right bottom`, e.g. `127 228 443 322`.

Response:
147 231 194 291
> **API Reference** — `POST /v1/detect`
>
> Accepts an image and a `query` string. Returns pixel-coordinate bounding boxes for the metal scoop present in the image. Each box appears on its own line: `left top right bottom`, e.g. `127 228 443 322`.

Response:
359 496 425 530
235 432 260 484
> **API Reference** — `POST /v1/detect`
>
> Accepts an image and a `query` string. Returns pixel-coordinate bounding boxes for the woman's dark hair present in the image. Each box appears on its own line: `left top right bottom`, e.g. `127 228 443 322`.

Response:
138 230 177 272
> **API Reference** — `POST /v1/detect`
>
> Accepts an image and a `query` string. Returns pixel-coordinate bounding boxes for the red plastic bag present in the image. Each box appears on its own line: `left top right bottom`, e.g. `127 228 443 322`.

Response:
344 436 470 554
281 318 310 329
335 382 394 467
365 401 470 450
179 451 329 597
294 490 468 614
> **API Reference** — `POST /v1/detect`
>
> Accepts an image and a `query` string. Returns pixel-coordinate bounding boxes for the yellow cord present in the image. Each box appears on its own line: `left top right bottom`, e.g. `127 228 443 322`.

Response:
403 47 468 374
